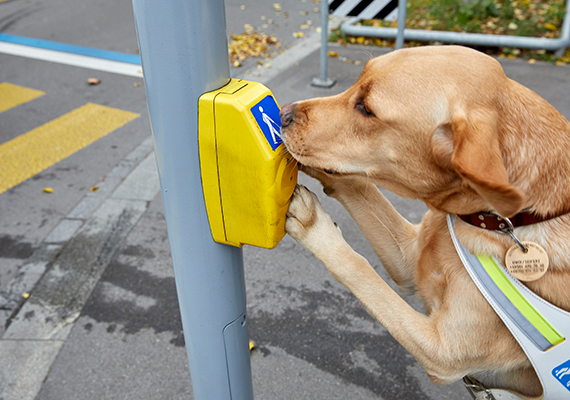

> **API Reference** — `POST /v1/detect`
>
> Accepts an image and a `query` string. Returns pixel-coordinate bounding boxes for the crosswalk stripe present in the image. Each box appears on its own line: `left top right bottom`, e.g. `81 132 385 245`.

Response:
0 103 139 194
0 82 45 113
0 41 143 78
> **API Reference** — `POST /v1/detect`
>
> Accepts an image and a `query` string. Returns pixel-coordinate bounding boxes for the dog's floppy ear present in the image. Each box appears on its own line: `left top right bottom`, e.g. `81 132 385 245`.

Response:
450 114 523 218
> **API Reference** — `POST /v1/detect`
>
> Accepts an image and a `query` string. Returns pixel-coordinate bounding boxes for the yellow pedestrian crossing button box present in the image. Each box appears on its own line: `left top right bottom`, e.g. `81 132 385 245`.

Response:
198 79 298 249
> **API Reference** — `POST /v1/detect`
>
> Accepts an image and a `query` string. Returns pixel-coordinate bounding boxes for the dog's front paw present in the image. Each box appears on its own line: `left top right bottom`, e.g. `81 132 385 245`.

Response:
285 185 344 259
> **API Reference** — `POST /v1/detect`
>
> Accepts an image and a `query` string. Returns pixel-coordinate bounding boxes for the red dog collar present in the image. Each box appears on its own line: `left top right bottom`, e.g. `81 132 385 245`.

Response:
457 208 570 231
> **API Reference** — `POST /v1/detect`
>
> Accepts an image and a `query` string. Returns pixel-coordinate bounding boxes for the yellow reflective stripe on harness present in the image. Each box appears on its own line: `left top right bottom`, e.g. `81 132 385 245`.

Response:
476 256 565 347
477 256 564 346
449 215 570 399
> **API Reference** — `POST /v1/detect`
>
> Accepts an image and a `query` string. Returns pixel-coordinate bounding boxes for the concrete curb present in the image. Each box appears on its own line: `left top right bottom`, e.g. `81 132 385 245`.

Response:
0 27 328 396
0 136 160 400
233 17 344 85
0 19 346 398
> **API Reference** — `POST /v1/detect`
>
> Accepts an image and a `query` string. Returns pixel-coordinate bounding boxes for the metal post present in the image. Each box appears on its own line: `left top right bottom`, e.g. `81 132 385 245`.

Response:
312 0 336 88
131 1 253 399
395 0 407 50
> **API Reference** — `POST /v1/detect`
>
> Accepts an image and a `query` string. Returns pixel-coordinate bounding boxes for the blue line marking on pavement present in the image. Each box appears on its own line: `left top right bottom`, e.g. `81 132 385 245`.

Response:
0 33 142 65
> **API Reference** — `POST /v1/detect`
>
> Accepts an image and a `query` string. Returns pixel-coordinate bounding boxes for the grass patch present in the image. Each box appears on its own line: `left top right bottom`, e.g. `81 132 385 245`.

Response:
330 0 569 64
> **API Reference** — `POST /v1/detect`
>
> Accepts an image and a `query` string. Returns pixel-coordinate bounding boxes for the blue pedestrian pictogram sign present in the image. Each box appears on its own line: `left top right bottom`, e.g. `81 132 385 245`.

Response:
552 359 570 392
251 95 282 151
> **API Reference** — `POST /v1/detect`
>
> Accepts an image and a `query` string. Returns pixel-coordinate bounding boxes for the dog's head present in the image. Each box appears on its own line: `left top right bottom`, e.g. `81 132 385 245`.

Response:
280 46 523 217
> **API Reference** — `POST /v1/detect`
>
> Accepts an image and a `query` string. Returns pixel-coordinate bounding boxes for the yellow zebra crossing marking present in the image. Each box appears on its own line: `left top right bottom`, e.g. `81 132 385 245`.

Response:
0 82 45 113
0 102 139 194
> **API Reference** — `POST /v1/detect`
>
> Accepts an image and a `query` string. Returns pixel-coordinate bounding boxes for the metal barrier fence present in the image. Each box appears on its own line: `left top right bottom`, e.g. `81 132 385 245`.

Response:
341 0 570 56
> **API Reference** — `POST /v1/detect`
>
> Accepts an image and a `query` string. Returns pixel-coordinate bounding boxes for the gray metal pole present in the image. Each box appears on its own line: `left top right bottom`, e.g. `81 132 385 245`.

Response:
131 1 253 399
312 0 335 88
319 0 329 82
395 0 407 50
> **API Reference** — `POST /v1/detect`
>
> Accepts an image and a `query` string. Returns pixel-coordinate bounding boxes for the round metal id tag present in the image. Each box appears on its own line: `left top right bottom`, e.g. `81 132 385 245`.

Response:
505 242 549 282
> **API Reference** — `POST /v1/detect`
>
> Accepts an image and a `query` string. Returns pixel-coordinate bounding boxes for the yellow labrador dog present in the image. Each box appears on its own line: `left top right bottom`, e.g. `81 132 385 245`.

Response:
280 45 570 398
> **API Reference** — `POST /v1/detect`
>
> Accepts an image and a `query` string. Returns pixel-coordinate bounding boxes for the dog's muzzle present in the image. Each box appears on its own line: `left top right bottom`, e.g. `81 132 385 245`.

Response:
280 103 295 128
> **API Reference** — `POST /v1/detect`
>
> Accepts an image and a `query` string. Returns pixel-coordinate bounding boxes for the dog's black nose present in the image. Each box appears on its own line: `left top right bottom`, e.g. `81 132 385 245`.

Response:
280 103 295 128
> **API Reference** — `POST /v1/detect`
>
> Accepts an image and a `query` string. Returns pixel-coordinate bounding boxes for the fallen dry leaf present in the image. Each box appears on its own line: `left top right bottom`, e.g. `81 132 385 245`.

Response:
87 78 101 85
228 30 281 64
544 23 557 31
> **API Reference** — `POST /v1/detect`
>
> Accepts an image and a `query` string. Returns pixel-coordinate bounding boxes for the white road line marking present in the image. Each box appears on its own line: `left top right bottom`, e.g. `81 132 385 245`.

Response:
0 42 143 77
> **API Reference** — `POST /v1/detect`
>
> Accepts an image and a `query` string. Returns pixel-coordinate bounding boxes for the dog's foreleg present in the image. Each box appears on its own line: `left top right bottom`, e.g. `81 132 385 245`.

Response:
330 182 420 294
285 185 473 383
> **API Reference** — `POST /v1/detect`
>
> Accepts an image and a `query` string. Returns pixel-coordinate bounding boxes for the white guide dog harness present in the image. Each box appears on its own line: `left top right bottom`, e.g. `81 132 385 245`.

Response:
447 215 570 400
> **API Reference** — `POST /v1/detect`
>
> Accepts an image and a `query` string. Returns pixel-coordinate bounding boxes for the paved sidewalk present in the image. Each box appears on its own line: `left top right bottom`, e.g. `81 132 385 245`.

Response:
1 41 569 400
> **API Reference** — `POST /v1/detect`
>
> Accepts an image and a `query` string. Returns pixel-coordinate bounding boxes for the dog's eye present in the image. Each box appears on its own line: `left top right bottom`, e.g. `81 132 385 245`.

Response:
356 102 374 117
